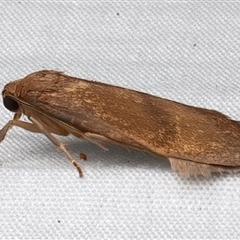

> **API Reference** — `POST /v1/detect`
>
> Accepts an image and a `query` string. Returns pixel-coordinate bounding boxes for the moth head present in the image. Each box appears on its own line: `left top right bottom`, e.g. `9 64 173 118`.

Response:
3 96 19 112
2 79 22 112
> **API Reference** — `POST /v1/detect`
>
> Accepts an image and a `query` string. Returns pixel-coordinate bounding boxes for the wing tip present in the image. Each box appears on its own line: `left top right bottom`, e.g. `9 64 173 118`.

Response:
168 157 240 178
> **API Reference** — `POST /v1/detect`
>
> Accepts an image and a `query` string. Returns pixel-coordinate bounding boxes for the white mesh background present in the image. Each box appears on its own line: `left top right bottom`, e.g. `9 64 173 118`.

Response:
0 2 240 239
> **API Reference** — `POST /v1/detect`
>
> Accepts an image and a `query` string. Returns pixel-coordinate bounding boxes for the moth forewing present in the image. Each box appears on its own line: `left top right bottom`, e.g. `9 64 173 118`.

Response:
1 70 240 178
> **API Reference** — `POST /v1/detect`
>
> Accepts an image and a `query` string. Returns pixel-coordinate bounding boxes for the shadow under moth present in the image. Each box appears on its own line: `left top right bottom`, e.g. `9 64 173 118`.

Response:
1 70 240 177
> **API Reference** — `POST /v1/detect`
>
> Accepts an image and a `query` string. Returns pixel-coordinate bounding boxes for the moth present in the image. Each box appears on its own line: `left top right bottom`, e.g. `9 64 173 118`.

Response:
1 70 240 177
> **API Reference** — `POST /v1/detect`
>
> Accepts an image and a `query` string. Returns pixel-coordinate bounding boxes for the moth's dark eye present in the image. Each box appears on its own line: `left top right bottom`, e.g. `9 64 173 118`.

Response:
3 96 19 112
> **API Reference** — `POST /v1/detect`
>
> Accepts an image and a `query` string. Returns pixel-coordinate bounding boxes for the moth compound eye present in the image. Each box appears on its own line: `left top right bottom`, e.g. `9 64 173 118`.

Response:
3 96 19 112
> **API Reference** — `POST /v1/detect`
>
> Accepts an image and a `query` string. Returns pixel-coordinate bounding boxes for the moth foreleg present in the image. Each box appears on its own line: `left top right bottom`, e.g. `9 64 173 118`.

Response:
0 121 50 143
0 113 40 142
29 116 83 177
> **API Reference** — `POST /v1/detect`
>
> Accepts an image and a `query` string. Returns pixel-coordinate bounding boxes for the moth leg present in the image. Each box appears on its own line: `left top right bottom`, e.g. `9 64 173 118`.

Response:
0 112 24 142
0 116 50 143
29 116 83 177
0 120 15 142
84 132 109 151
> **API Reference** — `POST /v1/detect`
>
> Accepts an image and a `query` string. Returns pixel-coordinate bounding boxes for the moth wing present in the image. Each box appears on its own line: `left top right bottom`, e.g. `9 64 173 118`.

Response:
16 71 240 176
169 157 240 177
20 105 70 136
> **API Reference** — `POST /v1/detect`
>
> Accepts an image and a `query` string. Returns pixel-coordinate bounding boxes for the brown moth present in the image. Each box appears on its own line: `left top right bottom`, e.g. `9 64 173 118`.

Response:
1 70 240 177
